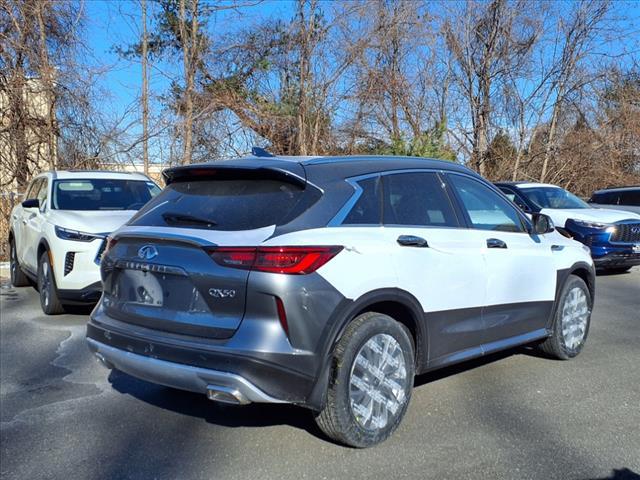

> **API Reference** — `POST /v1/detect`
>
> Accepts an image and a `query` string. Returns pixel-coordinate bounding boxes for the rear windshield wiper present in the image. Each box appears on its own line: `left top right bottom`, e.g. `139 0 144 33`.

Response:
162 212 217 228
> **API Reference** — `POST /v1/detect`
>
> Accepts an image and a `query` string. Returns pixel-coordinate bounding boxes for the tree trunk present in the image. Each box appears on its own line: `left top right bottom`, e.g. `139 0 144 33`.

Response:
36 2 57 170
540 97 560 183
179 0 198 165
141 0 149 174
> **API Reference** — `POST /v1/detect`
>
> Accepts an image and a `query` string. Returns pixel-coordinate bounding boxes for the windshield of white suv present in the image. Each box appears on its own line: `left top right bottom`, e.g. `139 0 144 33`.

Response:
519 186 589 210
52 179 160 211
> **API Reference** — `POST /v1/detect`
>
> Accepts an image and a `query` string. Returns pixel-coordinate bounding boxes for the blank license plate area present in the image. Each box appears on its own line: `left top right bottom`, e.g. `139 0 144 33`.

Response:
112 268 209 312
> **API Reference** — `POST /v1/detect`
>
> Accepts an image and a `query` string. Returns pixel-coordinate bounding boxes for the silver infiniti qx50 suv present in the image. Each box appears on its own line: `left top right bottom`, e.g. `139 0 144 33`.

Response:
87 155 595 447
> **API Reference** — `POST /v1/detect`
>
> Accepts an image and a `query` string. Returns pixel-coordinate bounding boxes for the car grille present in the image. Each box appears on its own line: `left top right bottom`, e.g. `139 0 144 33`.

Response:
611 223 640 243
64 252 75 276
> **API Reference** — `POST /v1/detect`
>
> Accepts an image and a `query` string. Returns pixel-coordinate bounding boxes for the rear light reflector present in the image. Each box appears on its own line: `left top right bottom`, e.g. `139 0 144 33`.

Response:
275 296 289 335
207 246 343 274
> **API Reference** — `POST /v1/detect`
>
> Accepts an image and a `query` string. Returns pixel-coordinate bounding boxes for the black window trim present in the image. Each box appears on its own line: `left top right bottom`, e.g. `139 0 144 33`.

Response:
444 173 532 234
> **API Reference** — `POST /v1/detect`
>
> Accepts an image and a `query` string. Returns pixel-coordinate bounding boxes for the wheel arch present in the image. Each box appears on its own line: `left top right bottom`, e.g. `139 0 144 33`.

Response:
37 237 52 262
546 261 596 332
307 288 427 411
567 261 596 301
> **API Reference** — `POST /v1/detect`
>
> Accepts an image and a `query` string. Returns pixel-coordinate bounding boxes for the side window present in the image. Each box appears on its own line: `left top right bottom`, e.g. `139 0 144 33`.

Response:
499 188 517 202
342 177 381 225
593 192 618 204
448 175 526 233
500 188 531 212
382 172 459 227
620 190 640 206
25 179 41 200
36 178 49 211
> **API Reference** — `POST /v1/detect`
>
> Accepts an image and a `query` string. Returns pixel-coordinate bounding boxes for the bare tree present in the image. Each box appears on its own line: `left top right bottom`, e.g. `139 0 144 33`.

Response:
444 0 537 175
141 0 149 174
178 0 200 164
538 0 610 182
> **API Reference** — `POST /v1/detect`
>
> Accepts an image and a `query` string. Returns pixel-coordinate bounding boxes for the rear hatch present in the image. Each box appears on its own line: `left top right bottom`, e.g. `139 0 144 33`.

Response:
100 163 321 339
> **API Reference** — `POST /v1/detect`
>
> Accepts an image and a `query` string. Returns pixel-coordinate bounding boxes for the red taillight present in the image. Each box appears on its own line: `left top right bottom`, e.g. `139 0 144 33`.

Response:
209 247 256 269
207 246 343 275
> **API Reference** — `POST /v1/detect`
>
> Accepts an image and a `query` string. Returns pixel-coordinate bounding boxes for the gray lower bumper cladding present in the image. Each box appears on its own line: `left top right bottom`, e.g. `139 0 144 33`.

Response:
87 338 287 405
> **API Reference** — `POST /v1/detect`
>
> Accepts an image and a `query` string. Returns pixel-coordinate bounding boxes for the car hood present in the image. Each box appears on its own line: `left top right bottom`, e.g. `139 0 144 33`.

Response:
541 208 640 227
49 210 137 234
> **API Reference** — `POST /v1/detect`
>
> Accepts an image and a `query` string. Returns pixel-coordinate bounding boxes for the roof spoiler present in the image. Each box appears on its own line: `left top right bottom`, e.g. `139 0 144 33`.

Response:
162 164 307 188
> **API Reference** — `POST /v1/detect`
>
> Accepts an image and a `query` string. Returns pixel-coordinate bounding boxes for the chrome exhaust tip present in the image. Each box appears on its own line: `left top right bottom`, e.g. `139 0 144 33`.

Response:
94 352 114 370
206 385 249 405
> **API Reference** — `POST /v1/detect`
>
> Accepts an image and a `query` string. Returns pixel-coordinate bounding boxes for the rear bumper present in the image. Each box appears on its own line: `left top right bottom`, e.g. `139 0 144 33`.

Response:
87 338 285 404
86 314 318 406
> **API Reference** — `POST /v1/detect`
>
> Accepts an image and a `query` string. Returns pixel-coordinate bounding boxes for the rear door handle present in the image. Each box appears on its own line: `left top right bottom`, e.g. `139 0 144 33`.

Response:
486 238 507 249
397 235 429 248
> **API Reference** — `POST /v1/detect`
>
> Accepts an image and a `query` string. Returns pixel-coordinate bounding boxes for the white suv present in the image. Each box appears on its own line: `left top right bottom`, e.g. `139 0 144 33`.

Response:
9 171 160 314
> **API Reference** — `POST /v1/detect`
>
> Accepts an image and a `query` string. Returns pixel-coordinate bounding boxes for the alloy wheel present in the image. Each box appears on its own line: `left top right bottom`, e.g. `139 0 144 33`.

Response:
561 287 589 350
348 333 409 431
41 261 51 308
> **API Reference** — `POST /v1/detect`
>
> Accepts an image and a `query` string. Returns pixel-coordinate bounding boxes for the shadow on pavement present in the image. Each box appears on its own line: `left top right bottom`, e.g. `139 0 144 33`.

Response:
587 469 640 480
108 369 327 440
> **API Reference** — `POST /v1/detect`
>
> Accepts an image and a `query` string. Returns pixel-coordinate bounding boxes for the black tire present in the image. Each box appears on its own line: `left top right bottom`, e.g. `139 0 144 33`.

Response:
9 238 30 287
602 266 631 274
38 251 65 315
314 312 415 448
538 275 592 360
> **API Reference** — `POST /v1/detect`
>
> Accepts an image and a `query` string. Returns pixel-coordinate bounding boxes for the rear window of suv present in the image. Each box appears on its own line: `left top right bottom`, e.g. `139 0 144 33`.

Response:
129 179 320 231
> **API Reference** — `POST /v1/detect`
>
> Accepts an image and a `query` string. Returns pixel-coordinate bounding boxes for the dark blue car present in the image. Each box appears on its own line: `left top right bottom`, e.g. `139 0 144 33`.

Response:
495 182 640 273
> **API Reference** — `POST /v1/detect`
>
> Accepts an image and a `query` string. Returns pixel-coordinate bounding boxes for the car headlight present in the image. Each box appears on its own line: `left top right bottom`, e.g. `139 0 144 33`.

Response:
55 226 103 242
571 219 613 230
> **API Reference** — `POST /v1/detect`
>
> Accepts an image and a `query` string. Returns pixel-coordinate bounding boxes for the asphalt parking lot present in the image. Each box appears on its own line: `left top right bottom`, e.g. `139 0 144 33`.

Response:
1 269 639 480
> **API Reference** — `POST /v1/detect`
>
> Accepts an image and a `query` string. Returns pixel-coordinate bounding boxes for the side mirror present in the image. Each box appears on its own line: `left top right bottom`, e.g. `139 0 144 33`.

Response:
531 213 554 235
21 198 40 209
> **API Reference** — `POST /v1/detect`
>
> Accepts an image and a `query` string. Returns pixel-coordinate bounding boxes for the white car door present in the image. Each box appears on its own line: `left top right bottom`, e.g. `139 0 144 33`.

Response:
22 177 49 271
446 173 557 348
346 172 489 364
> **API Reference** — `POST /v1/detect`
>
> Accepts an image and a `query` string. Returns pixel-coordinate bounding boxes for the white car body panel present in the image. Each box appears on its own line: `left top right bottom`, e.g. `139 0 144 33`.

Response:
263 226 592 314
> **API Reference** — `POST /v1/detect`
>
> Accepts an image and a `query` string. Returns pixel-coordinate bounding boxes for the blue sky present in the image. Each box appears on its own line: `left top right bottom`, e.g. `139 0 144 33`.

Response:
83 0 296 118
81 0 640 162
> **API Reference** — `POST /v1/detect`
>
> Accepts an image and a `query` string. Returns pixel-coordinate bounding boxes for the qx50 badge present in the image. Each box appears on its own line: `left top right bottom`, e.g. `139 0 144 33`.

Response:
138 245 158 260
208 288 236 298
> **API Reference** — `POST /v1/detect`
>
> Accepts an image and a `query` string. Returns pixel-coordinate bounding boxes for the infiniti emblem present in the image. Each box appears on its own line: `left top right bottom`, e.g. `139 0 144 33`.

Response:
138 245 158 260
631 227 640 234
